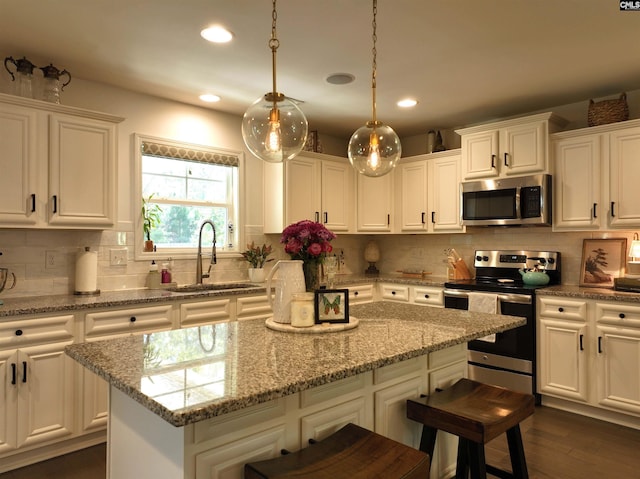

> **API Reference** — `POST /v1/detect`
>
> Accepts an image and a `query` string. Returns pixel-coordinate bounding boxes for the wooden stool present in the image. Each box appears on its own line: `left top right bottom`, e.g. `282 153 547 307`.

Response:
244 423 430 479
406 379 534 479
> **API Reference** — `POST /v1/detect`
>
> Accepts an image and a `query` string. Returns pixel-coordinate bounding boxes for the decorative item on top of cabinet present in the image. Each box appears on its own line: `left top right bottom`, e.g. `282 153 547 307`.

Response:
588 93 629 127
456 112 566 180
0 93 123 229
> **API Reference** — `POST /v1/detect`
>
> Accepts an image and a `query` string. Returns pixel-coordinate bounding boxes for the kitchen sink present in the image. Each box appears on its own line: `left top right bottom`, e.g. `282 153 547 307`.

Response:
167 283 259 293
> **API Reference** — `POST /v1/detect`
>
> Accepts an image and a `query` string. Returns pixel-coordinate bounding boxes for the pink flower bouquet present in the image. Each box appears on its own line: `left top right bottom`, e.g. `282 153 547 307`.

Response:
281 220 336 263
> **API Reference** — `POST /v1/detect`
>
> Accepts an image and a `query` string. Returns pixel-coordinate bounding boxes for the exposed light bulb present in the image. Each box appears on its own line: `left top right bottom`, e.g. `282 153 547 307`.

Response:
266 109 282 153
367 131 380 170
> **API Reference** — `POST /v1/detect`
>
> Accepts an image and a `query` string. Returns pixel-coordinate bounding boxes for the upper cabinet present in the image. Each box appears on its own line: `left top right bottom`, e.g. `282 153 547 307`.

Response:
264 151 354 233
357 171 394 232
396 150 464 234
456 112 566 180
552 118 640 231
0 93 123 229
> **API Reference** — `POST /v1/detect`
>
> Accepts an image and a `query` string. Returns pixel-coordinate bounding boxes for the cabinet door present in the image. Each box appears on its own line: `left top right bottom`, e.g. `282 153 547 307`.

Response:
48 113 116 227
321 160 353 232
430 154 463 232
398 160 428 231
609 126 640 228
373 376 423 448
595 324 640 414
357 172 393 231
500 121 546 176
285 156 321 224
538 318 588 402
553 134 602 230
16 342 75 448
461 130 498 179
0 350 18 453
0 103 38 226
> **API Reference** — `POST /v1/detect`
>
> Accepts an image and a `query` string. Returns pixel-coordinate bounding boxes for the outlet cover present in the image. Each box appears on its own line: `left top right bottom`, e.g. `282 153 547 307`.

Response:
110 247 128 266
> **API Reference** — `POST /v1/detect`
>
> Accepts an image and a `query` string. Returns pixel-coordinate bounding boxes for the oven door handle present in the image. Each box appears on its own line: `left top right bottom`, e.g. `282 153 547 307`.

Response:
444 289 532 306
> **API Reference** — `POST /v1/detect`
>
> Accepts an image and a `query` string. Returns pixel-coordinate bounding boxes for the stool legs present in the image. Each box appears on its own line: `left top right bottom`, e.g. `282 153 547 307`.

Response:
506 425 529 479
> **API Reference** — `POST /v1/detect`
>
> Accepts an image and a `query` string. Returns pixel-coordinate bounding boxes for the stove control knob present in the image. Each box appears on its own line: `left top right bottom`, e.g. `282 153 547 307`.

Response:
547 258 555 264
539 258 547 265
483 256 489 261
476 255 482 262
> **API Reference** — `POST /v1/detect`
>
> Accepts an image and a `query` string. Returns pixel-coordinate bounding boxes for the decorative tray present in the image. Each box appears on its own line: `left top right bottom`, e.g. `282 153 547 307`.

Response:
265 316 359 333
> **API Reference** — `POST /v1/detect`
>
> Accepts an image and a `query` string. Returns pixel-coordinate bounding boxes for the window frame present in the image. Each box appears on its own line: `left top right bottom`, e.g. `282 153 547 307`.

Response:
133 133 244 261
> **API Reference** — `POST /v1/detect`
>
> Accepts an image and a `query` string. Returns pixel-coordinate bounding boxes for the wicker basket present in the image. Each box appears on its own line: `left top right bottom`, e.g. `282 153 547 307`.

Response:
588 93 629 126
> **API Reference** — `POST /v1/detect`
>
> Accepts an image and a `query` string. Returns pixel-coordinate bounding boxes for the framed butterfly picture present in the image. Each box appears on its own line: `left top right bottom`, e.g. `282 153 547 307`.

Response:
314 289 349 324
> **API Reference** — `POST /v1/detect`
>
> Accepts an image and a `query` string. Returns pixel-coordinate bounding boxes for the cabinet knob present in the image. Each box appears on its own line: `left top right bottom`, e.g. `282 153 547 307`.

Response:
130 316 137 323
424 294 430 299
391 291 396 295
619 313 625 319
558 307 564 312
15 329 23 336
354 291 359 296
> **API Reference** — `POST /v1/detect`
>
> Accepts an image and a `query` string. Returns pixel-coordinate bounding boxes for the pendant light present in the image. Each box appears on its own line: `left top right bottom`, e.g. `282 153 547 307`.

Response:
242 0 308 163
347 0 401 177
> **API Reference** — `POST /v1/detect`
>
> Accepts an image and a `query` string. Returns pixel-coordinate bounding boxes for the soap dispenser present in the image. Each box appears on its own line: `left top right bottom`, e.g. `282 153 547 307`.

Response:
147 260 161 289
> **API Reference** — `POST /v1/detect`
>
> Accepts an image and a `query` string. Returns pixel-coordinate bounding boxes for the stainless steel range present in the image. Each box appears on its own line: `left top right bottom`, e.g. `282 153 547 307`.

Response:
443 250 561 400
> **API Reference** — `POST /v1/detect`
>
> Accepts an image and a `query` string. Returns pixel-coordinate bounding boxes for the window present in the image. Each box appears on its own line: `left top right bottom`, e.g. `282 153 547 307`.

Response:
135 134 242 258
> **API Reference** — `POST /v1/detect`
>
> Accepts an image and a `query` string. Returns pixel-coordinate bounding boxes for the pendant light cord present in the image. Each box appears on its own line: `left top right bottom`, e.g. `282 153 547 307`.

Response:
269 0 280 109
371 0 378 124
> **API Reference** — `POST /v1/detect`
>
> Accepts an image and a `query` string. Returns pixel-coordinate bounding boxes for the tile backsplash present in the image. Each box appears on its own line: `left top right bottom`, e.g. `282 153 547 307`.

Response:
0 227 636 298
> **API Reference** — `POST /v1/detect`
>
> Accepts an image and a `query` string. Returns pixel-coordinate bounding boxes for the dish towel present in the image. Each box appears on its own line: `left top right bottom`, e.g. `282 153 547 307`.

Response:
468 292 498 342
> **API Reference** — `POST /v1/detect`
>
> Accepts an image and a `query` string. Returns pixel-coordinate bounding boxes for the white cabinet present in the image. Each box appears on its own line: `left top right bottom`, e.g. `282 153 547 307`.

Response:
236 294 272 321
379 283 410 302
538 295 640 421
396 150 464 234
537 297 589 402
180 298 232 327
348 284 375 305
457 112 565 180
594 302 640 415
378 283 444 308
265 151 354 233
81 304 175 433
357 171 394 232
0 93 123 229
0 314 75 455
552 119 640 231
552 134 602 230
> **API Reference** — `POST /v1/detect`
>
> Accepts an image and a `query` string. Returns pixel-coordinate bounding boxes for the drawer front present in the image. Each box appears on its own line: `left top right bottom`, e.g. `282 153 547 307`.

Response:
596 302 640 327
348 284 374 305
0 314 75 349
380 284 410 302
180 298 232 327
412 286 444 307
538 297 587 321
428 343 467 370
85 304 174 339
236 295 271 321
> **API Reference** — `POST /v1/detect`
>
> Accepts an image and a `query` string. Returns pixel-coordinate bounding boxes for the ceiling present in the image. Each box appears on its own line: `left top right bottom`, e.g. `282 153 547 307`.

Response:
2 0 640 138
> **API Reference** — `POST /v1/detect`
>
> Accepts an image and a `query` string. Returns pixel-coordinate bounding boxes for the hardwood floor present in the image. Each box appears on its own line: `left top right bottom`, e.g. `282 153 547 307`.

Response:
2 406 640 478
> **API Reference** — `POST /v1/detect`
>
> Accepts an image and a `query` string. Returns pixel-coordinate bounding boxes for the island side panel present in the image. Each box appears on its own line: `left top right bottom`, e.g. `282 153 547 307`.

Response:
109 387 185 479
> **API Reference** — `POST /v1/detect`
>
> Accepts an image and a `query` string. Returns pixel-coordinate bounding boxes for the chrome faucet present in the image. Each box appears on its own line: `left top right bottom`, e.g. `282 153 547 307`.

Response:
196 220 217 284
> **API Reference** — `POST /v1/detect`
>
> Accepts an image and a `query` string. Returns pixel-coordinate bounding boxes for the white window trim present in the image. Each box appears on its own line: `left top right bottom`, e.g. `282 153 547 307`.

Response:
133 133 245 261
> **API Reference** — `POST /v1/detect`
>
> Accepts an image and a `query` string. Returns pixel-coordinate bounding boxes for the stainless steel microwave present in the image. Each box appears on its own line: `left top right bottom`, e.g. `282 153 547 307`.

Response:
461 174 552 226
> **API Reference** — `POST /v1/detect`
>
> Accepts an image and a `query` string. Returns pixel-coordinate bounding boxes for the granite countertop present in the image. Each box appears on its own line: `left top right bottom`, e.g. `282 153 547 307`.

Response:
537 285 640 303
0 274 447 318
65 301 524 427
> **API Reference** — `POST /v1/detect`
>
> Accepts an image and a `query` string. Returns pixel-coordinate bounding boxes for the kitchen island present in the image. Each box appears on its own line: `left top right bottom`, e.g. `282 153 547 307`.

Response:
65 301 524 479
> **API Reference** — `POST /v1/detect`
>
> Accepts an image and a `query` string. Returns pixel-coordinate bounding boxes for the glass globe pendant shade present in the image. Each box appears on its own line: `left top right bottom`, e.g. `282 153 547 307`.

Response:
242 93 308 163
348 121 401 177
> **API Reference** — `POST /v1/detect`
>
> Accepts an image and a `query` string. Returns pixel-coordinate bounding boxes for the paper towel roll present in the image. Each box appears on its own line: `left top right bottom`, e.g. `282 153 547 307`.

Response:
75 247 99 294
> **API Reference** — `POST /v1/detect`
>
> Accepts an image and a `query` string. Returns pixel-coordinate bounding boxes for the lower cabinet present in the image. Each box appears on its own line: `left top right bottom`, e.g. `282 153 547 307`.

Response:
0 314 75 472
538 296 640 424
377 282 444 308
179 345 467 479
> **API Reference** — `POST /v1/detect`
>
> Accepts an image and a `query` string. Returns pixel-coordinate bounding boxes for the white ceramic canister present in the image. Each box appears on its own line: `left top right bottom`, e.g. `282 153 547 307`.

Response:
265 260 305 324
290 292 315 327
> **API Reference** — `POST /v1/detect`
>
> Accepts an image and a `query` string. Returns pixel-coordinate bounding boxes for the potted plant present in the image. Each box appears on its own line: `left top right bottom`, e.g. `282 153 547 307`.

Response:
242 242 274 282
141 195 162 252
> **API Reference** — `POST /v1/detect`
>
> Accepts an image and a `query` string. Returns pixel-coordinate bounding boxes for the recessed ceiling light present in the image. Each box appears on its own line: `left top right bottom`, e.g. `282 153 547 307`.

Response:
397 98 418 108
326 73 356 85
200 26 234 43
199 94 221 103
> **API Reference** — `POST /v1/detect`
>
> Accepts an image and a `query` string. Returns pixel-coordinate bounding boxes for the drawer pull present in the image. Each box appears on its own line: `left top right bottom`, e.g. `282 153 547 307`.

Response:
354 291 359 296
22 361 27 383
619 313 625 319
424 294 430 299
130 316 137 323
391 291 396 295
558 307 564 313
15 329 23 336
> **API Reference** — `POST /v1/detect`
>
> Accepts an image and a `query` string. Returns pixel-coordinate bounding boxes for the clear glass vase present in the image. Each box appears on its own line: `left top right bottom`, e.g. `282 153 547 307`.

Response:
303 261 320 292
